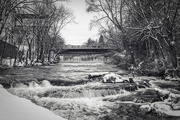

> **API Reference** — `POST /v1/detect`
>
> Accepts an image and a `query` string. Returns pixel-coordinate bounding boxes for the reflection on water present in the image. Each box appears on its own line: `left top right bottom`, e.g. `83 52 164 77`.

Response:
0 61 119 82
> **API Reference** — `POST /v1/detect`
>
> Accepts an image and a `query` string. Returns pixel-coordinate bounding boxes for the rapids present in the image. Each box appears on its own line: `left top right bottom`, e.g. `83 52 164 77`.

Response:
1 61 180 120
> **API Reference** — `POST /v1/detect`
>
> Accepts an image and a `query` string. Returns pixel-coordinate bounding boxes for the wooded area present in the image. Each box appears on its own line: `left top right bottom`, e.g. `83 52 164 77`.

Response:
0 0 74 66
86 0 180 77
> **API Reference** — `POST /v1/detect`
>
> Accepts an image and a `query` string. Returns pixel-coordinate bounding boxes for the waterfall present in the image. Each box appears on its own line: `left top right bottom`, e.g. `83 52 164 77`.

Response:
9 80 130 99
59 54 103 62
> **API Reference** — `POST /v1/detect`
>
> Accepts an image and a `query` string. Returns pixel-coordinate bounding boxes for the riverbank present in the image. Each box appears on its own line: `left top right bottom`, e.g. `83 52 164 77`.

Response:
0 84 66 120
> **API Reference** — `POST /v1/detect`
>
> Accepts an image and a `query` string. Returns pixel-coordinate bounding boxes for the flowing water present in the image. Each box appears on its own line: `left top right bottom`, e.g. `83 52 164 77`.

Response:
1 60 180 120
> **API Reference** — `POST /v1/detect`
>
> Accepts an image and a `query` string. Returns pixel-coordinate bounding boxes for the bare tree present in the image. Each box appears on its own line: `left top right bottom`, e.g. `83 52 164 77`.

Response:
86 0 137 67
10 0 71 66
86 0 180 75
48 5 74 62
125 0 180 72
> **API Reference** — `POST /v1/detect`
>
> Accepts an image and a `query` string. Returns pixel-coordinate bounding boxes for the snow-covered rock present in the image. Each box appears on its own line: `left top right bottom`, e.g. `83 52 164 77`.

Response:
0 85 66 120
41 80 51 87
34 62 42 66
103 73 125 83
172 104 180 110
140 104 151 113
151 102 180 116
16 62 25 67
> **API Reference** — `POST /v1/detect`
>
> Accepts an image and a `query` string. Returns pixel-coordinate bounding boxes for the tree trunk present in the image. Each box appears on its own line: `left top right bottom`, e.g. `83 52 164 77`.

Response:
36 38 40 62
122 35 137 67
40 41 45 65
13 49 19 67
0 40 7 65
48 49 51 63
169 48 178 69
25 50 29 65
40 42 44 63
28 44 31 61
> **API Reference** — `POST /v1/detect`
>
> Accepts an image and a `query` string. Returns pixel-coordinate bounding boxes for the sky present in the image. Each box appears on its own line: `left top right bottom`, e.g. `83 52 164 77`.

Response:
60 0 99 45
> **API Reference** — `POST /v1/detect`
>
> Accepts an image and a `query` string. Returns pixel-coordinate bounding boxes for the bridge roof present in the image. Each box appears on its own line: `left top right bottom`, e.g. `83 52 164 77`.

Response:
58 45 115 54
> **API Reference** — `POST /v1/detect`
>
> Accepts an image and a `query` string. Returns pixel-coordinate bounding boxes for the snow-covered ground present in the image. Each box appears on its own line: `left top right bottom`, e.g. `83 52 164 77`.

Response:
0 84 66 120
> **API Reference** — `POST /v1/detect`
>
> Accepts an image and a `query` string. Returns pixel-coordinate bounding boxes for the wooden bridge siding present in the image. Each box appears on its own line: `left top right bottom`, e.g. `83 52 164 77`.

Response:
58 48 112 54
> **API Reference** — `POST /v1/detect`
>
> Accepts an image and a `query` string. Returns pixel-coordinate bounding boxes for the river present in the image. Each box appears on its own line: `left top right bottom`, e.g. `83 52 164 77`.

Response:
0 60 180 120
0 61 120 85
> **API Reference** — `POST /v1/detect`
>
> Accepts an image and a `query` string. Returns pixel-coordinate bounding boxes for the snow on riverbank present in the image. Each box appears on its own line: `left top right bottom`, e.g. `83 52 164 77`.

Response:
0 84 66 120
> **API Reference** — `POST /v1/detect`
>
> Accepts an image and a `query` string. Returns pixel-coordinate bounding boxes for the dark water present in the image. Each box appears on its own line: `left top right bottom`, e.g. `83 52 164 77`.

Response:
0 61 180 120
